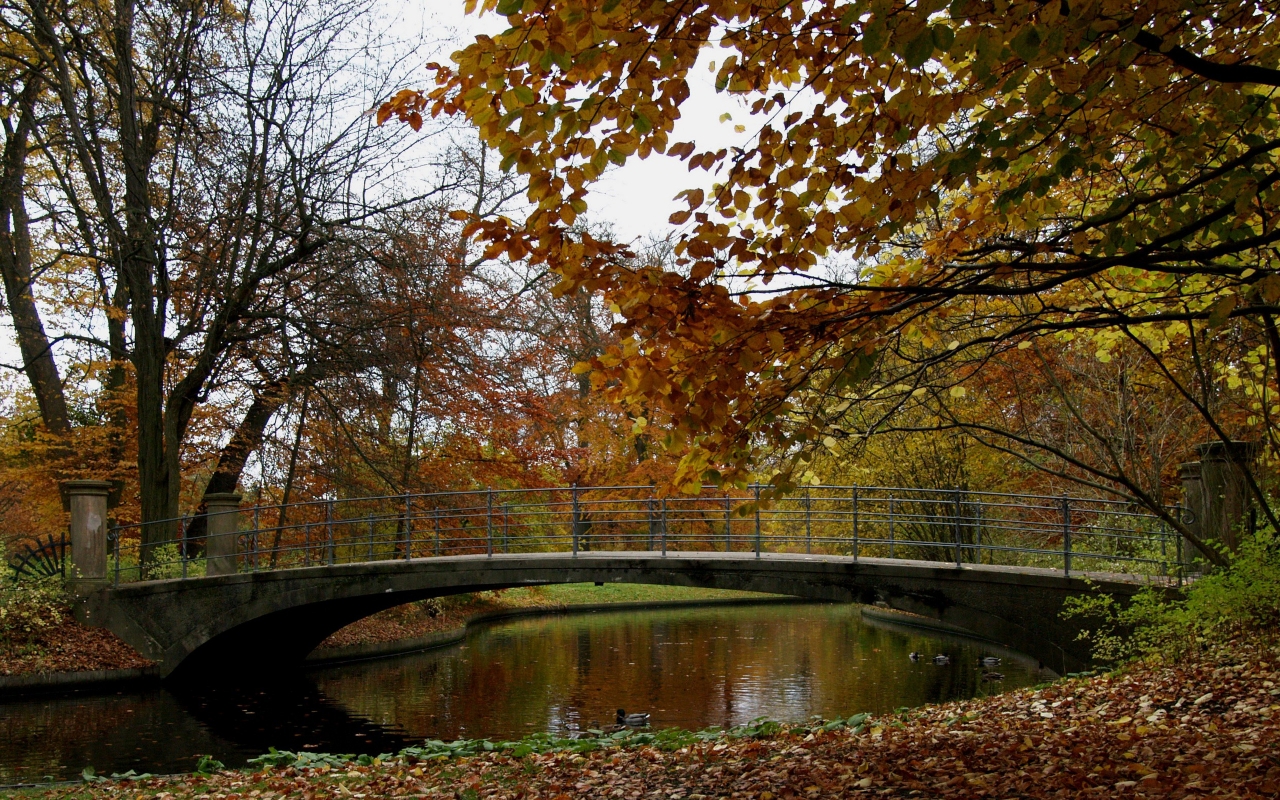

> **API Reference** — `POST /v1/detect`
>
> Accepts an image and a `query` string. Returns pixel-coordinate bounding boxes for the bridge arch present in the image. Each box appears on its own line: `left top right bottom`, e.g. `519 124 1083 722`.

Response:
83 552 1140 681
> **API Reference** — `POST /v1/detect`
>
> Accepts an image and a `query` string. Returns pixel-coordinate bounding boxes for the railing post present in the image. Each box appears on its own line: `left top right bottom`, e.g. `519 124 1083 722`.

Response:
851 485 859 562
111 528 120 587
368 515 375 561
724 493 731 552
434 507 441 556
804 488 812 555
954 490 963 568
204 493 243 577
252 506 261 572
326 501 335 565
486 487 494 557
502 504 509 554
61 480 112 593
661 497 668 557
181 515 189 580
404 494 412 560
753 484 762 558
974 504 983 565
304 521 311 567
571 484 580 557
888 494 895 558
1175 522 1183 587
1062 496 1072 577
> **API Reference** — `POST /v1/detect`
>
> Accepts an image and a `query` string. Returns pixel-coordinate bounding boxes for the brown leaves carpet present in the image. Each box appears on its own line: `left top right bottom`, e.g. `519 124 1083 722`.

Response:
41 638 1280 799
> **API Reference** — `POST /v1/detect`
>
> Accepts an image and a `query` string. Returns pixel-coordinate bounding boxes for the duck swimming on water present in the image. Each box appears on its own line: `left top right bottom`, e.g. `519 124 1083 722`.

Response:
908 652 921 662
979 656 1002 667
932 654 951 665
617 709 651 727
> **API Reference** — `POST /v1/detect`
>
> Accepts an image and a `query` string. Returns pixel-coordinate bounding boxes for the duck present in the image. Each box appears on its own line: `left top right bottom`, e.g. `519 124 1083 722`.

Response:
908 651 921 662
979 656 1002 667
932 654 951 665
982 671 1005 682
617 708 651 727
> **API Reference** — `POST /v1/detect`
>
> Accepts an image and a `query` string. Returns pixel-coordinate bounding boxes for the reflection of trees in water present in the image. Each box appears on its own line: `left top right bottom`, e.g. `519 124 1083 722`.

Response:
171 676 409 757
314 605 1040 741
0 688 237 783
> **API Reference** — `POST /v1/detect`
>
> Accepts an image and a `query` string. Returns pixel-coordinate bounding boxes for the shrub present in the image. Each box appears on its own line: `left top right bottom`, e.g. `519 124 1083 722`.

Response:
1065 529 1280 663
0 572 68 657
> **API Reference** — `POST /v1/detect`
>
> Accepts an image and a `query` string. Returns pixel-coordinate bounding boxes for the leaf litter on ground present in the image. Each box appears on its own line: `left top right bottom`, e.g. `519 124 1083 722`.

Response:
18 637 1280 799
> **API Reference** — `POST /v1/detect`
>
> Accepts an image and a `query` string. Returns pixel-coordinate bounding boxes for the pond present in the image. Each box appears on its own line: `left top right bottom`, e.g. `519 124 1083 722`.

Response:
0 602 1044 784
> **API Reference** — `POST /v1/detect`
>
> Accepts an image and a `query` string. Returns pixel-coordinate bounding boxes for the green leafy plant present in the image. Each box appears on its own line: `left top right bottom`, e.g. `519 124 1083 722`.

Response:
1065 529 1280 663
0 572 67 657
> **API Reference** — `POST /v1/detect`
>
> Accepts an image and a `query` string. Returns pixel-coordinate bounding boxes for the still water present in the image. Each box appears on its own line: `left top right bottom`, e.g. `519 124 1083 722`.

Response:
0 602 1042 783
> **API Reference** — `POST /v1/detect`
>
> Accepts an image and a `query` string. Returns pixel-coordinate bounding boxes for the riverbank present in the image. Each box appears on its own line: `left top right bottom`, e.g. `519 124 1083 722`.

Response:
9 635 1276 798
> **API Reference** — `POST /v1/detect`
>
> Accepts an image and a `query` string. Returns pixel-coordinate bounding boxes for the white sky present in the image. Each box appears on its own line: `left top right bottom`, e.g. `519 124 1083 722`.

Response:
419 1 745 244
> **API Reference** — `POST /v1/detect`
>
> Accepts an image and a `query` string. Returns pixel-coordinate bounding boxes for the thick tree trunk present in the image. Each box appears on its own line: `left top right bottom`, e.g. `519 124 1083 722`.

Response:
184 380 290 547
0 81 71 436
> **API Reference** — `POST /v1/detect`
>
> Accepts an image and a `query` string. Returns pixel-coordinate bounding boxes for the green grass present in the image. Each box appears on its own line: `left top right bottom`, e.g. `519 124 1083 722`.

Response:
495 583 782 607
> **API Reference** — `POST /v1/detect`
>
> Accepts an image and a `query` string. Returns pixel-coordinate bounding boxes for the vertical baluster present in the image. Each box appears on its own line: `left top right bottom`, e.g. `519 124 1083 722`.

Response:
753 484 761 558
1062 496 1072 577
1175 518 1183 588
661 496 668 557
486 487 494 557
851 486 859 562
724 493 731 552
804 488 812 554
181 515 189 580
253 506 261 572
975 504 983 565
434 507 441 556
954 490 963 568
368 515 375 561
571 485 580 556
111 528 120 587
888 495 895 559
326 500 335 565
1159 516 1168 578
404 494 412 560
502 504 509 554
304 521 311 567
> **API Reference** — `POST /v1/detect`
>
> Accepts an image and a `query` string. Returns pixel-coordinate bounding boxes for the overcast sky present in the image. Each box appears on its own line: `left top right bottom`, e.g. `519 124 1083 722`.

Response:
421 1 744 244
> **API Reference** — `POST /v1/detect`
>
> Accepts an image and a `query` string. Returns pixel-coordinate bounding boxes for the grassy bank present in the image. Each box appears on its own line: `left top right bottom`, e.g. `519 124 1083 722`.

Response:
316 584 781 650
8 634 1277 798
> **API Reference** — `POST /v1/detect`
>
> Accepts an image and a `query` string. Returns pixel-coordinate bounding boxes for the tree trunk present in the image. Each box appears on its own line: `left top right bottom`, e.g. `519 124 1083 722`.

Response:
0 79 71 436
183 380 290 547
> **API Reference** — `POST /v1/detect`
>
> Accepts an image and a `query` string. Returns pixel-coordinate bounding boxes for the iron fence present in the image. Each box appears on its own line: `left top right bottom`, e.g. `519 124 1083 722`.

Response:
104 485 1185 585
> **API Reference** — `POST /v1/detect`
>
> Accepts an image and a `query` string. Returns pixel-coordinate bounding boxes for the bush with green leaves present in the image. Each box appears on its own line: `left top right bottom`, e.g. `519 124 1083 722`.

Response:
0 572 68 656
1065 529 1280 664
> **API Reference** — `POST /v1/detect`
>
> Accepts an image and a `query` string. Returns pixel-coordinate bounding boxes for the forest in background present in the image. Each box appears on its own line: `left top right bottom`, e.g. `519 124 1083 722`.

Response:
0 0 1277 568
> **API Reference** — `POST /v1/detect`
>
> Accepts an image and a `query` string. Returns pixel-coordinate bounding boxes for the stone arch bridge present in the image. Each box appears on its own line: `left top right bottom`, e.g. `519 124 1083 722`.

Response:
60 482 1181 681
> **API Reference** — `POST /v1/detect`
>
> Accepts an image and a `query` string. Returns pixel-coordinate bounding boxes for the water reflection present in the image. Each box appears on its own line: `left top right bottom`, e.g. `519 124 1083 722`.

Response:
0 603 1040 784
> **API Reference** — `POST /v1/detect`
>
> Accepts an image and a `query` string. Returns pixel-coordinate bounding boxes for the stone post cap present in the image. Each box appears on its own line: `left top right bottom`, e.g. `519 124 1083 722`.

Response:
204 492 244 509
1194 440 1261 462
60 479 115 511
1178 461 1202 478
61 479 114 494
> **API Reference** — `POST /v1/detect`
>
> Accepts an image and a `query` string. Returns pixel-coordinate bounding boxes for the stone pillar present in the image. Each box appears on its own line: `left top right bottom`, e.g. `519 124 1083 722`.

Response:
204 493 244 577
1195 440 1260 552
1178 461 1204 563
61 480 113 592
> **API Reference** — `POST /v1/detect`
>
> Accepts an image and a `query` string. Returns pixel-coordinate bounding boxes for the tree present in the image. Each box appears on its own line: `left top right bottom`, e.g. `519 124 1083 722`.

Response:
384 0 1280 562
1 0 445 558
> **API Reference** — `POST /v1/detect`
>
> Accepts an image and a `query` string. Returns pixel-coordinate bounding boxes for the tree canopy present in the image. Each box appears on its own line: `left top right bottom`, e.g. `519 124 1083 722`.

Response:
384 0 1280 550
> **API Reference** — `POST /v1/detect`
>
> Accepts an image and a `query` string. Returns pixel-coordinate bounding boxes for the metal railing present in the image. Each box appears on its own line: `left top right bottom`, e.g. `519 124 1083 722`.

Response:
104 485 1186 586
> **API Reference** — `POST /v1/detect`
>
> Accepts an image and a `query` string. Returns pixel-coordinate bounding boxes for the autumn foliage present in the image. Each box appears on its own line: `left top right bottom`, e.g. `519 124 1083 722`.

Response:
379 0 1280 548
